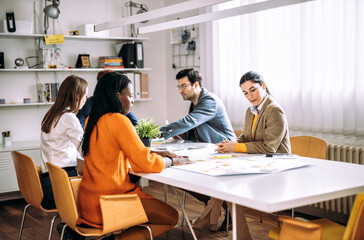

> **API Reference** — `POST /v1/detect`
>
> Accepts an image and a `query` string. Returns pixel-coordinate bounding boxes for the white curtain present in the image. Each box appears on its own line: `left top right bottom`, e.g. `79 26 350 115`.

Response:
211 0 364 145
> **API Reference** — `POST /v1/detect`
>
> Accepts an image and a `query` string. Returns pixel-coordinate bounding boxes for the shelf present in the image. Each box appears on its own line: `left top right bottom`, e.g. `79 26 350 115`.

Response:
0 33 148 41
0 102 54 107
0 140 40 153
0 68 152 72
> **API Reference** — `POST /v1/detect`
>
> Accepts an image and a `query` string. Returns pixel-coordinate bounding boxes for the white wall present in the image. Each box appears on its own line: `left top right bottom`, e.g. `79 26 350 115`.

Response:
0 0 198 142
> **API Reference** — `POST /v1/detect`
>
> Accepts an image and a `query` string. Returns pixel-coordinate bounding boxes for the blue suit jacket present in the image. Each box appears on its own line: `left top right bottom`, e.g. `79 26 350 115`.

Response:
160 88 235 143
76 97 138 129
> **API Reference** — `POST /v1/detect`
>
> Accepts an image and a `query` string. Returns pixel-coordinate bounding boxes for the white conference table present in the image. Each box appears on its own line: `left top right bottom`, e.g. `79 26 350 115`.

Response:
132 142 364 239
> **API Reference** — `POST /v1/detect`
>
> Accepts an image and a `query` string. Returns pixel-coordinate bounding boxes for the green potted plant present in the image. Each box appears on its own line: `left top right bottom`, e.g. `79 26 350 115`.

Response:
135 118 161 147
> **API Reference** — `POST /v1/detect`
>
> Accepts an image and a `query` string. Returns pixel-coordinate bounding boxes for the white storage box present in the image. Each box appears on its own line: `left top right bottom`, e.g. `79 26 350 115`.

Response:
76 24 109 37
0 20 33 34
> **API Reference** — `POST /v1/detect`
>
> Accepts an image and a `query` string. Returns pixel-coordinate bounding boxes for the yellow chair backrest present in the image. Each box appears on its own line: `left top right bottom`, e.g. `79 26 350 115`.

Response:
343 192 364 240
12 151 44 209
47 162 79 230
290 136 327 159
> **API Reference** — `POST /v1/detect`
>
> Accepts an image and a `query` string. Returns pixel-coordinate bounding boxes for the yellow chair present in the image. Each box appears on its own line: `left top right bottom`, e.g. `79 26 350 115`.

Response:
46 162 153 239
290 135 327 159
290 136 328 217
11 151 58 240
268 192 364 240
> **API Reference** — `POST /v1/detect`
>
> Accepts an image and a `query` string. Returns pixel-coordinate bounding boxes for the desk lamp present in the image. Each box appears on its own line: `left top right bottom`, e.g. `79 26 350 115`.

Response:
43 0 60 34
125 1 148 37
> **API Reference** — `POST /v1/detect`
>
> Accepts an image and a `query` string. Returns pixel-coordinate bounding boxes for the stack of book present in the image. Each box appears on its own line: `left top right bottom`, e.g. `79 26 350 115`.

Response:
37 83 59 102
98 56 124 68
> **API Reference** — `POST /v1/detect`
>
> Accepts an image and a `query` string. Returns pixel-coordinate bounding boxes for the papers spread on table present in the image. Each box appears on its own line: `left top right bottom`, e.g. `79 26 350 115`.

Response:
171 154 309 176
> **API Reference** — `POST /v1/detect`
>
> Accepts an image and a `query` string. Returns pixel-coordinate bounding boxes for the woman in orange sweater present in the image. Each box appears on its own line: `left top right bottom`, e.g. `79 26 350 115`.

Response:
79 72 180 239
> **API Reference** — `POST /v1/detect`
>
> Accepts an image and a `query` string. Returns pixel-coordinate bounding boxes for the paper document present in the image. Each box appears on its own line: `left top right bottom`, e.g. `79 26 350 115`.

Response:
172 155 309 176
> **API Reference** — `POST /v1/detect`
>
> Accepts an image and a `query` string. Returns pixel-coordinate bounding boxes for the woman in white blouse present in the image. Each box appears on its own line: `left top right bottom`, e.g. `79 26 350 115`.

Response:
40 75 88 209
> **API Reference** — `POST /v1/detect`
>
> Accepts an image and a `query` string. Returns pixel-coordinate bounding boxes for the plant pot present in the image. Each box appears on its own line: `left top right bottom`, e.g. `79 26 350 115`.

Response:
141 138 152 147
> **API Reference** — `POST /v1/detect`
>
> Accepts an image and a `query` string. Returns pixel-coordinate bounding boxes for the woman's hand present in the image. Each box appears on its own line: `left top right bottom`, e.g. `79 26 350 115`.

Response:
151 150 179 158
215 141 235 153
172 157 195 166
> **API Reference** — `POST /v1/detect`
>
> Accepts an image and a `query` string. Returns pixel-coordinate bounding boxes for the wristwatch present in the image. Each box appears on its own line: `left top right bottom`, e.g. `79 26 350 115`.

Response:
166 156 174 166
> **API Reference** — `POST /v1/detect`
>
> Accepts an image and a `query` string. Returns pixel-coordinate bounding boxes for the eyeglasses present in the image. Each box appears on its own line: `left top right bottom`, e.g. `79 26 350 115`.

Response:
176 83 191 90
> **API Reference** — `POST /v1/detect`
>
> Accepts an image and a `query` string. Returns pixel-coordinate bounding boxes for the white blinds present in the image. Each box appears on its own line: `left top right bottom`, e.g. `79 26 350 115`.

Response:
211 0 364 143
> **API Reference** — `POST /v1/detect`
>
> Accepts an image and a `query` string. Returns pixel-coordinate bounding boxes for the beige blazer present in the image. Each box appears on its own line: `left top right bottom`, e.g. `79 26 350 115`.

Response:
237 95 291 154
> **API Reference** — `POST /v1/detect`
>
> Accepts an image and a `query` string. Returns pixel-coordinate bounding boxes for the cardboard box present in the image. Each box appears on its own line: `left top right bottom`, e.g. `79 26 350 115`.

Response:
0 20 33 34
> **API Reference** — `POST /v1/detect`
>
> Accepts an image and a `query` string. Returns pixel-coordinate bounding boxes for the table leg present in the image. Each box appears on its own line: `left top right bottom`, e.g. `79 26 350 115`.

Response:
232 202 237 240
172 187 197 240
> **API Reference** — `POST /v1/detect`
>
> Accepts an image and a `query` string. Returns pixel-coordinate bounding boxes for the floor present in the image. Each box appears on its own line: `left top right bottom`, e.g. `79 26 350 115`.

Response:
0 181 295 240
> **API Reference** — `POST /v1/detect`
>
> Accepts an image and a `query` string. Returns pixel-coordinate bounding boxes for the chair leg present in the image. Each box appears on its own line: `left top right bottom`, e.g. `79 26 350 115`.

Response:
181 191 186 226
139 224 153 240
48 214 59 240
18 204 31 240
60 224 67 240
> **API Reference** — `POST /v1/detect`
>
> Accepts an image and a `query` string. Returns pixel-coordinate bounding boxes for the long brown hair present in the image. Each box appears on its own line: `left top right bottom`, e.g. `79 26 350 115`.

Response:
41 75 88 133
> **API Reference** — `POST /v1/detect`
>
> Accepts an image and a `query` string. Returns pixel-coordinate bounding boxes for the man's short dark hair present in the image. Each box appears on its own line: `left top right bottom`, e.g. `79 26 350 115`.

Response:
176 68 202 87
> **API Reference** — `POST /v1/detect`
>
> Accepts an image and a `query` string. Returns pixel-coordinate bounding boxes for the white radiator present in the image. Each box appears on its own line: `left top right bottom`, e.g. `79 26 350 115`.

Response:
315 144 364 215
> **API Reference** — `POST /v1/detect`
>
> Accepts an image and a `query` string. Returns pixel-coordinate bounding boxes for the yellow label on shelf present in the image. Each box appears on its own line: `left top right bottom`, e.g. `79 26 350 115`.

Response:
44 34 64 44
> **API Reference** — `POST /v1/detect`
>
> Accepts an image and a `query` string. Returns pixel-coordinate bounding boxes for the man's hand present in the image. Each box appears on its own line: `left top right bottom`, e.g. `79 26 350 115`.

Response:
215 140 235 153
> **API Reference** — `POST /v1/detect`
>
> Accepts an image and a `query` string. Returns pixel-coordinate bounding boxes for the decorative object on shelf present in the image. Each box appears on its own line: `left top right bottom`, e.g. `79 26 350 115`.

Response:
23 98 31 103
25 56 39 69
43 0 60 34
6 12 16 33
0 99 5 104
135 118 161 147
15 58 24 67
75 54 91 68
125 1 149 37
14 58 28 69
69 30 79 36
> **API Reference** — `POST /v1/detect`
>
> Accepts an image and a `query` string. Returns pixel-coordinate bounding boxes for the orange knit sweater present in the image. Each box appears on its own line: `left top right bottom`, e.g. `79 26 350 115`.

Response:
78 113 164 227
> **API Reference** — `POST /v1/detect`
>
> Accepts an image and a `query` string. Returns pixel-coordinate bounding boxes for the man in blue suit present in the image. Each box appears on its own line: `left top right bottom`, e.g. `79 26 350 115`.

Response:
160 68 235 143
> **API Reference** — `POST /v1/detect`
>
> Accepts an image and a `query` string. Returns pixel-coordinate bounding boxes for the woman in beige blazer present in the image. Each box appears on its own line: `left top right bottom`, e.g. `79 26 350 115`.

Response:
212 71 291 240
216 70 291 154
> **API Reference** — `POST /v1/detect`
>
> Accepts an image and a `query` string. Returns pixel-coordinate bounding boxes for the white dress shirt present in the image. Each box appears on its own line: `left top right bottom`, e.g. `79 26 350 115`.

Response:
40 112 83 173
